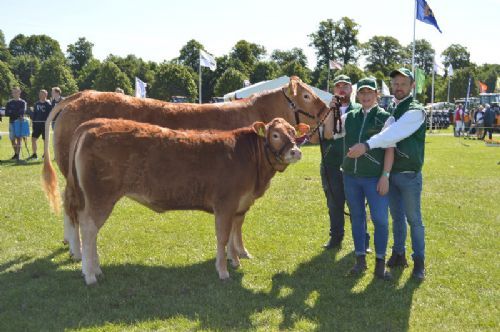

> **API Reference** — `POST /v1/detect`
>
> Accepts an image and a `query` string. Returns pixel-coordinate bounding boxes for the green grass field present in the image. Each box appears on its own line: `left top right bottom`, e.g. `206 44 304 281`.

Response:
0 121 498 331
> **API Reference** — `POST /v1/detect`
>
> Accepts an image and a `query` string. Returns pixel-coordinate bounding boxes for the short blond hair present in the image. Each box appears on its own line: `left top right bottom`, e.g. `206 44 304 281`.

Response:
52 87 61 94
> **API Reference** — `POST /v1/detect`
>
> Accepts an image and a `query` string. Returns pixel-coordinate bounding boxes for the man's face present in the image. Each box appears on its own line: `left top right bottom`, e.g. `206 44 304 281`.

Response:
333 82 352 100
51 89 60 99
390 75 414 100
11 89 21 99
39 91 47 102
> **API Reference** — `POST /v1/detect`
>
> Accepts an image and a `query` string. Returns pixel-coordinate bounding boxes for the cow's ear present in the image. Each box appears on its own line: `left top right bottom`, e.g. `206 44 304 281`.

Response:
295 123 310 136
253 122 266 137
288 77 299 96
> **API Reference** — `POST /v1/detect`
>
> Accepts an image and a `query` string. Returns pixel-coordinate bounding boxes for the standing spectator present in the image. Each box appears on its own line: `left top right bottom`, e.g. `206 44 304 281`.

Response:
326 77 394 279
473 105 485 139
348 68 428 281
454 104 464 137
4 87 27 161
50 87 64 129
483 104 495 140
321 75 370 252
27 89 52 160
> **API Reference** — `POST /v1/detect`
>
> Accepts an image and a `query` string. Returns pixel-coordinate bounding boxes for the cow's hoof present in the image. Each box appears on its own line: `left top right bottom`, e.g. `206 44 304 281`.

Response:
62 239 69 245
95 267 103 277
230 259 240 269
70 251 82 261
239 251 253 259
84 275 98 285
218 271 230 280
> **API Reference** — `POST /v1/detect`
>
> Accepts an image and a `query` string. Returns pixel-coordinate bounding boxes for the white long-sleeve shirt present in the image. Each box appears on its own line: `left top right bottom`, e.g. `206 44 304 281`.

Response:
366 100 425 149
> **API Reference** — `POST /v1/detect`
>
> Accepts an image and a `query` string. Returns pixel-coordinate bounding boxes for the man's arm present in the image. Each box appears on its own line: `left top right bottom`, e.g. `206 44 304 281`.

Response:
347 109 425 158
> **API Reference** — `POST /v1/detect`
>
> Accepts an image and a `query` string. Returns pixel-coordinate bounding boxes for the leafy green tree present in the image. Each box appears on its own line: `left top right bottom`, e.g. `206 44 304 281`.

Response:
363 36 405 76
442 44 471 70
448 67 478 101
214 68 247 96
9 34 63 62
31 56 78 102
0 29 11 63
76 58 101 90
280 60 311 84
476 64 499 93
250 61 280 83
405 39 435 75
176 39 204 73
10 55 41 93
229 40 266 75
309 17 361 69
93 61 132 94
0 61 18 105
106 54 155 89
149 63 197 102
67 37 94 75
200 55 246 101
271 48 307 67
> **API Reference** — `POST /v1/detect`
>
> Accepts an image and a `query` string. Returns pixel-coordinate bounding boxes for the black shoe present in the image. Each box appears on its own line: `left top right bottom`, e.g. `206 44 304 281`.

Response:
412 257 425 281
323 237 342 250
387 252 409 268
349 255 367 275
27 153 38 160
10 154 19 160
375 258 393 280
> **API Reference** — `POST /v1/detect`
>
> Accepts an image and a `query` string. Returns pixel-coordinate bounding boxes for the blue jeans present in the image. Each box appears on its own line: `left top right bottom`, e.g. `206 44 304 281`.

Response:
321 165 370 247
343 174 389 259
389 172 425 260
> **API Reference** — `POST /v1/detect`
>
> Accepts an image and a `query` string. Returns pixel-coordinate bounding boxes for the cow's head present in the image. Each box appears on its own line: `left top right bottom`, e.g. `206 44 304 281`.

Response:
286 76 329 122
253 118 310 170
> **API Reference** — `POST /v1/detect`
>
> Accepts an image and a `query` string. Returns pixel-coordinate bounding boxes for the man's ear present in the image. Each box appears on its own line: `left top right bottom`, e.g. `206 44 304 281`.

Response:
295 123 310 136
253 122 266 137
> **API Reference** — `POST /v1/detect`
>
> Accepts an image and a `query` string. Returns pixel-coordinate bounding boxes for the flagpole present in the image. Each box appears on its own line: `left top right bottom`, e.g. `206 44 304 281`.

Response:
447 76 451 103
199 51 202 104
412 0 417 97
430 66 435 132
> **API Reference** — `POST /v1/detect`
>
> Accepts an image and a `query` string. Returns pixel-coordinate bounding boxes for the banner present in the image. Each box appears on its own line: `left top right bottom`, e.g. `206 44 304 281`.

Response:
135 77 147 98
478 81 488 93
416 0 442 33
415 67 425 94
381 80 390 96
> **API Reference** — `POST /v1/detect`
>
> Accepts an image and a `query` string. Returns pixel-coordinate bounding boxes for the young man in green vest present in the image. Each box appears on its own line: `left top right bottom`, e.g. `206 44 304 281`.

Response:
347 68 426 280
321 75 370 251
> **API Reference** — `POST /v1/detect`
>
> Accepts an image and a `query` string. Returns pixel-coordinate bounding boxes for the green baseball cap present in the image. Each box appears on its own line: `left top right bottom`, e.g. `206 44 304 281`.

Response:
333 74 351 85
390 67 414 81
356 77 377 91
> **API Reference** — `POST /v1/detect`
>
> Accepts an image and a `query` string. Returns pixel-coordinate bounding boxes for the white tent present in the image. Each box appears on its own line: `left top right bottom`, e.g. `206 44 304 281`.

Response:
223 76 333 105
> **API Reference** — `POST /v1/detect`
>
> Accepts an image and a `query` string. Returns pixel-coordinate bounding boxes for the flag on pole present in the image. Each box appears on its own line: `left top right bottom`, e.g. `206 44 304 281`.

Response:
329 60 343 70
415 67 425 94
416 0 442 33
496 77 500 92
200 50 217 71
381 80 390 96
433 61 444 76
447 64 454 77
478 81 488 93
135 77 147 98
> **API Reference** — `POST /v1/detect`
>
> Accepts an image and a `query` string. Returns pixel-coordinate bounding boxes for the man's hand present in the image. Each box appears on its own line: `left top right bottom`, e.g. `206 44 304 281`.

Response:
347 143 367 158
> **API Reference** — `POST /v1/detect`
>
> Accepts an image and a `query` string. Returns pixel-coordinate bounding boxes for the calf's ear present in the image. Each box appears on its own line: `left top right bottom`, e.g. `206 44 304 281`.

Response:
252 122 266 137
295 123 310 136
288 77 299 97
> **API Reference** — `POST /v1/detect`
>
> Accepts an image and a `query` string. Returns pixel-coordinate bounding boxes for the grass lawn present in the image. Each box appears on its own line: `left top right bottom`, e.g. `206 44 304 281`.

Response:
0 121 498 331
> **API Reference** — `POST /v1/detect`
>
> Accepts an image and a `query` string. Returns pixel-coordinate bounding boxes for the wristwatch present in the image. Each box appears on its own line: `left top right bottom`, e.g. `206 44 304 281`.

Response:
382 171 390 178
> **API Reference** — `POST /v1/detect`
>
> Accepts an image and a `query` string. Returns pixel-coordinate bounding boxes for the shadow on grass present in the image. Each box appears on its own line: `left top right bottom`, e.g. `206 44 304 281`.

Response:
0 248 420 331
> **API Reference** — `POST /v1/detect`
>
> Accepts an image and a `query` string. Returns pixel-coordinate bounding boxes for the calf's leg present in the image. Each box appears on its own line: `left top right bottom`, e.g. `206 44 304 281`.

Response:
214 212 234 280
64 212 81 260
79 209 100 285
232 214 252 259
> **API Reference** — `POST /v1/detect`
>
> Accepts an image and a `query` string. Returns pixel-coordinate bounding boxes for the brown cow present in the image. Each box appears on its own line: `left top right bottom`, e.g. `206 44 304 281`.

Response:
64 117 307 284
43 76 327 260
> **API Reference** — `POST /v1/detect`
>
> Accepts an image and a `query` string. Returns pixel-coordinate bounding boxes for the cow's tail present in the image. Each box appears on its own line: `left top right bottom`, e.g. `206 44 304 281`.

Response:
42 92 86 214
63 127 87 225
41 99 66 214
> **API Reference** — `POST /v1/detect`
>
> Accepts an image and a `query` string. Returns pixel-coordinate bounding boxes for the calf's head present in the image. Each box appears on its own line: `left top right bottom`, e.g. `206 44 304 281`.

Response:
253 118 310 167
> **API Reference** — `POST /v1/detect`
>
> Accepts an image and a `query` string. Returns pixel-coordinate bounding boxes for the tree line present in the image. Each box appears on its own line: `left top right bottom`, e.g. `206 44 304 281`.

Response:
0 17 498 106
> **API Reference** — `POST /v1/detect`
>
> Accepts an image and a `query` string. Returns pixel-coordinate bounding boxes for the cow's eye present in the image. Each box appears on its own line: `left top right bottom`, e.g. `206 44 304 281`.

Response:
272 133 280 140
303 93 310 100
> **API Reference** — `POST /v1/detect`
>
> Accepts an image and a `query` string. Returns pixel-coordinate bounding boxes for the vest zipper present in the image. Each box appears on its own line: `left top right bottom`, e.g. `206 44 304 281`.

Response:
354 111 368 174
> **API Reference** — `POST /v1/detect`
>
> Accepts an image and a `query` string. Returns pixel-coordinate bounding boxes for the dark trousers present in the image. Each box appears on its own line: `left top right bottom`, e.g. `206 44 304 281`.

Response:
482 127 494 140
320 164 371 246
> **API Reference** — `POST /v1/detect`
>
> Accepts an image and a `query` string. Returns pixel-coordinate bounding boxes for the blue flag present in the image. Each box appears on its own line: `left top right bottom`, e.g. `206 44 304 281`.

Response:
416 0 442 33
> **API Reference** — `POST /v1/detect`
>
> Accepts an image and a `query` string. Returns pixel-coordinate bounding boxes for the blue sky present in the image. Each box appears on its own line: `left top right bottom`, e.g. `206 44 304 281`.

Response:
2 0 499 69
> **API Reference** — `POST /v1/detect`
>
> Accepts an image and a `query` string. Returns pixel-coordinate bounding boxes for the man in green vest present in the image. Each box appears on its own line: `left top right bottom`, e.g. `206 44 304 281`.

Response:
321 74 370 251
347 68 426 280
